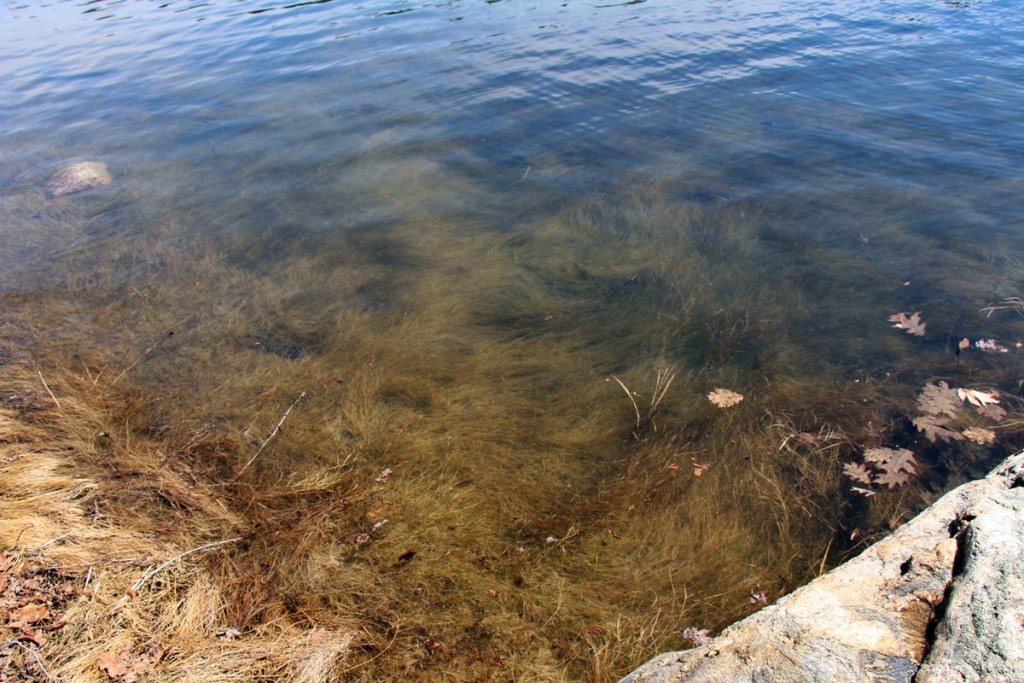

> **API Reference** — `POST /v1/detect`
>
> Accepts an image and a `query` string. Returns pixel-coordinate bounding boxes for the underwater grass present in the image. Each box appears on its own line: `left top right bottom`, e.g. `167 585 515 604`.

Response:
3 186 1023 681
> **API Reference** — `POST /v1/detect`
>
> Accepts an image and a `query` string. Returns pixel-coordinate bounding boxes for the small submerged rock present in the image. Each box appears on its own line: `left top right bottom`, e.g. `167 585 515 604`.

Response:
43 161 112 197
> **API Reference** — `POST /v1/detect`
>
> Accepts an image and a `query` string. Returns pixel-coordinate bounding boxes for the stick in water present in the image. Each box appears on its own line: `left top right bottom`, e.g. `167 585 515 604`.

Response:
236 391 307 477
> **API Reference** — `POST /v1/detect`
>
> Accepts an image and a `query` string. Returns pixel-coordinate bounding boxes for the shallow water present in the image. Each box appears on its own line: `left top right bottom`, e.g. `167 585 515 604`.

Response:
3 0 1024 679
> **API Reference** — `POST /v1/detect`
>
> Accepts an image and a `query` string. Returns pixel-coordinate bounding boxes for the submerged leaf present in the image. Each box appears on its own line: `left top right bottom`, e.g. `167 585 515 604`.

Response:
888 312 926 336
864 447 917 476
917 381 961 417
977 402 1007 420
874 467 912 488
842 462 874 485
859 447 918 488
913 414 965 443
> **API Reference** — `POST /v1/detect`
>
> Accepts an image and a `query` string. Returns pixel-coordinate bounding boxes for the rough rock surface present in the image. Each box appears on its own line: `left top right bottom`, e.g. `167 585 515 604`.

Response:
621 452 1024 683
42 160 112 197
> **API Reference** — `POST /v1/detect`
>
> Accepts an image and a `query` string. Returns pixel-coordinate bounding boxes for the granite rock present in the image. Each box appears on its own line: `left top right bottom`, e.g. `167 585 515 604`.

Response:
621 452 1024 683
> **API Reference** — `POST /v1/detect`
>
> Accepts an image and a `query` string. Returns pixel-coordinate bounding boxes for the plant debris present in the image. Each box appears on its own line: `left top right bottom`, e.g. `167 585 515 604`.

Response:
679 627 711 648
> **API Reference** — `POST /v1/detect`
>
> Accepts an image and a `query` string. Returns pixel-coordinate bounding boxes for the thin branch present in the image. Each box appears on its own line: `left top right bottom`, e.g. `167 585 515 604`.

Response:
35 534 69 550
131 537 242 592
1 639 53 680
236 392 307 477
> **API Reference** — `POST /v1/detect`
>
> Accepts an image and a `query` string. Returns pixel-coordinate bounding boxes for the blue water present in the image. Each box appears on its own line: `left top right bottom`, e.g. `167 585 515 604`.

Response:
4 0 1024 438
3 1 1021 249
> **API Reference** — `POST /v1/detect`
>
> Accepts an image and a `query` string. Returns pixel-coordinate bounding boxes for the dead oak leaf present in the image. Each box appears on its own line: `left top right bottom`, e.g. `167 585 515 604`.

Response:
977 402 1007 420
842 462 874 486
874 467 912 488
864 447 918 476
889 312 926 336
957 388 1000 409
7 602 50 629
708 388 744 408
913 414 965 443
133 644 166 675
97 650 131 680
917 381 961 417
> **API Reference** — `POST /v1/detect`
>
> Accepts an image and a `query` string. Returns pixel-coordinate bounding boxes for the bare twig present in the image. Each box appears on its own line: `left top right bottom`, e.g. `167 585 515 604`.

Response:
35 534 69 550
236 391 307 477
131 537 242 592
36 370 61 413
1 638 53 680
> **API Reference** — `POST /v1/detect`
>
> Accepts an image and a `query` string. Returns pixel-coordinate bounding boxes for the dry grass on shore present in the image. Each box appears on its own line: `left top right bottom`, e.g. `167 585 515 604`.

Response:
0 360 355 682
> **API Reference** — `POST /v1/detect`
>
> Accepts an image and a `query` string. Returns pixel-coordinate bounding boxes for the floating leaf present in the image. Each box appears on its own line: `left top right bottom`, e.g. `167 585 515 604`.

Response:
707 388 744 408
957 388 1000 409
963 427 996 445
917 381 961 417
957 389 1007 420
888 312 926 336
